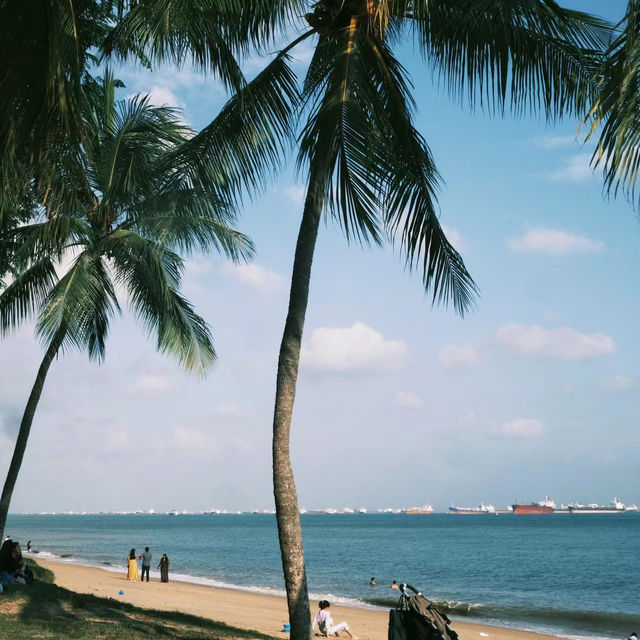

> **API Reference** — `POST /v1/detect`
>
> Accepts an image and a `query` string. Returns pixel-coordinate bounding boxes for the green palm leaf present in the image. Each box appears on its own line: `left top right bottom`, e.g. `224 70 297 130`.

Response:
584 0 640 204
106 229 215 373
404 0 611 117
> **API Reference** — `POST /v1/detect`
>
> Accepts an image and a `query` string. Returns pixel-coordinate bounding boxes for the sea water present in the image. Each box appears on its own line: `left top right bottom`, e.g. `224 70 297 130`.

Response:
5 513 639 639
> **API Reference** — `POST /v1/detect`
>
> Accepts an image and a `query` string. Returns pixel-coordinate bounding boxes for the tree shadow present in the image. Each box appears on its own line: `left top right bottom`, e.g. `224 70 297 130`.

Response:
3 562 279 640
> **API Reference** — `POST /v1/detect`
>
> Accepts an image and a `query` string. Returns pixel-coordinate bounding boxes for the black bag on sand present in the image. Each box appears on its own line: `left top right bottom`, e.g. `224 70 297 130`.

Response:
389 584 459 640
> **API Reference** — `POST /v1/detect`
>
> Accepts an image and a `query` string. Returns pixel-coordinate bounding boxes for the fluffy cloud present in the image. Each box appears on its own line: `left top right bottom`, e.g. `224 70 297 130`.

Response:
281 185 307 208
500 418 544 438
212 403 252 420
439 344 479 367
172 427 219 456
185 258 212 277
508 228 604 254
221 263 285 294
531 135 575 149
602 374 634 391
548 153 594 182
302 322 406 372
441 225 464 252
497 324 615 359
129 374 172 395
395 390 424 409
146 86 182 109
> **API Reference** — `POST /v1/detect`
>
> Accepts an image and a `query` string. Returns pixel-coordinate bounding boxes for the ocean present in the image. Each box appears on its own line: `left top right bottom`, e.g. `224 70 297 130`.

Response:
5 513 639 639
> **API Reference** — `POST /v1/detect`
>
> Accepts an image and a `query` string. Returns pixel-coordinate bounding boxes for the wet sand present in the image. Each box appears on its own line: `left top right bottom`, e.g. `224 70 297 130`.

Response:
36 559 561 640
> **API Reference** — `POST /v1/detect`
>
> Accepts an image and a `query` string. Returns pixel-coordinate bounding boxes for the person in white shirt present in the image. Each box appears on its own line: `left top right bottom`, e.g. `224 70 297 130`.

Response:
311 600 356 638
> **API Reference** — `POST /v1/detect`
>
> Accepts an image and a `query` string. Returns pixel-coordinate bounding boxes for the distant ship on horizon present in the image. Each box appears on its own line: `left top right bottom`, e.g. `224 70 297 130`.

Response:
449 503 496 514
404 504 434 514
512 497 556 514
568 498 627 514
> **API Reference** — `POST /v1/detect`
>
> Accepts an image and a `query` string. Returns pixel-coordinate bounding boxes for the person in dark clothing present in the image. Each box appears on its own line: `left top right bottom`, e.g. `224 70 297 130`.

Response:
158 554 170 582
139 547 152 582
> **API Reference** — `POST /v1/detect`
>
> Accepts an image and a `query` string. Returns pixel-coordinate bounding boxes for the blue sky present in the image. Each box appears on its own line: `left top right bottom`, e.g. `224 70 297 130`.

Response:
1 1 638 513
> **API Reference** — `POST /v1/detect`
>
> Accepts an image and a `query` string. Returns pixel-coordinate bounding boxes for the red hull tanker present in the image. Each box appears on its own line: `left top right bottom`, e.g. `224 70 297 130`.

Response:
512 497 556 514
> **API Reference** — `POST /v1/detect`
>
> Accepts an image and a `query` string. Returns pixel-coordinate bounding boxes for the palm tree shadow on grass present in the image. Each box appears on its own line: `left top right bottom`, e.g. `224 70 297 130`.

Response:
6 564 278 640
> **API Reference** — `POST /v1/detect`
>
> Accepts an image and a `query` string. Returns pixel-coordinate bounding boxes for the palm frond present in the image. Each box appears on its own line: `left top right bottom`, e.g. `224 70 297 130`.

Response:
0 258 58 335
402 0 612 119
105 0 306 76
366 40 477 313
298 29 387 243
584 0 640 204
36 251 119 359
10 217 94 271
123 190 255 262
167 53 299 208
105 0 246 90
106 229 215 374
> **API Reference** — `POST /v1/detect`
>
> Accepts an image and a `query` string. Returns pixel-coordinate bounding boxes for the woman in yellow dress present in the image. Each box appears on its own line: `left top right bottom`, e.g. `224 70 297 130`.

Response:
126 549 139 581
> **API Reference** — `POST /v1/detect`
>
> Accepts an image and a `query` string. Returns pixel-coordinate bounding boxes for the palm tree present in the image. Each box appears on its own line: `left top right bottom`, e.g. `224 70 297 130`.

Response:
108 2 612 637
584 0 640 203
0 72 258 541
0 1 116 214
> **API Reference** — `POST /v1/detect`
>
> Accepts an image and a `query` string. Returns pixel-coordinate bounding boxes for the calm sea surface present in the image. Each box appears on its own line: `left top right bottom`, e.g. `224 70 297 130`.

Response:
6 513 639 639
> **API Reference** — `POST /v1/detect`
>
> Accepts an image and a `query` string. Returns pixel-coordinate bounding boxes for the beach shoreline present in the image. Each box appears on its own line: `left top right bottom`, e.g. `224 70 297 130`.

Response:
34 558 571 640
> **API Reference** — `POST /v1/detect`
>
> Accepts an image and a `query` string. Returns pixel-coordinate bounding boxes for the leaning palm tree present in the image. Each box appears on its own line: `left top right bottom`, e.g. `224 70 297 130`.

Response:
111 2 611 636
0 72 258 540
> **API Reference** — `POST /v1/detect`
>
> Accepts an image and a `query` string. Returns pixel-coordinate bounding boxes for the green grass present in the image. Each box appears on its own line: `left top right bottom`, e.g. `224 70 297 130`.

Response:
0 560 278 640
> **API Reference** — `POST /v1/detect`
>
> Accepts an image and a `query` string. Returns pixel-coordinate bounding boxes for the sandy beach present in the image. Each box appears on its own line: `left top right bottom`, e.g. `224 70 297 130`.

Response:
35 559 561 640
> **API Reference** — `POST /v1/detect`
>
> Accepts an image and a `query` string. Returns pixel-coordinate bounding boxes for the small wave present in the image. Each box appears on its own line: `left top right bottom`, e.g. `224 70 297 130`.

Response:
33 551 634 640
361 596 638 639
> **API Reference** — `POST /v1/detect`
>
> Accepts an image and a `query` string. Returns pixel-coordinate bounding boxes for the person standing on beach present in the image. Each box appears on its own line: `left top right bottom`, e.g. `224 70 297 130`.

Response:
26 541 32 553
158 554 169 583
139 547 151 582
126 549 139 581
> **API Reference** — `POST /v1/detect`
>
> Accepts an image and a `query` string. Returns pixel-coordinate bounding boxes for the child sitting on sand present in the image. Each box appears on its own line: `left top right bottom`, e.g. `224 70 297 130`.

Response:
312 600 356 638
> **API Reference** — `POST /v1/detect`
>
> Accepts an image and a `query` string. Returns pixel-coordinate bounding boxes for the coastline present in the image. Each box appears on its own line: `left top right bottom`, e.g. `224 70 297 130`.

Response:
35 558 568 640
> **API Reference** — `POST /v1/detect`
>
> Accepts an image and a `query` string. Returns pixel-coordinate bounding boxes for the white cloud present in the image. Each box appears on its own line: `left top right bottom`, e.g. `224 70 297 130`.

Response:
281 185 307 209
395 390 423 409
129 374 172 395
500 418 544 438
103 427 131 455
146 86 182 109
221 263 285 294
212 403 252 420
548 153 594 182
602 374 634 391
441 225 464 251
185 258 212 277
497 324 615 359
302 322 406 373
457 411 478 425
531 135 575 149
508 228 604 255
173 427 219 456
439 344 479 367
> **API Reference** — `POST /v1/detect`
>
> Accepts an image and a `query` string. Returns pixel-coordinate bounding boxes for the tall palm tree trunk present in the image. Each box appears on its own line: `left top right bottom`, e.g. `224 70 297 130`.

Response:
272 169 324 640
0 330 64 541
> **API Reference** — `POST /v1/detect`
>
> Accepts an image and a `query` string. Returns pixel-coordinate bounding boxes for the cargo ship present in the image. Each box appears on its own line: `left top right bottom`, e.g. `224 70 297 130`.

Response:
404 505 434 514
448 503 496 514
568 498 626 514
512 497 556 514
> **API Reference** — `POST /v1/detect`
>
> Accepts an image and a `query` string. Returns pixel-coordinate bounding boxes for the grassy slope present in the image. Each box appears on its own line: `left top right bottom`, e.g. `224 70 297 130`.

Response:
0 560 277 640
